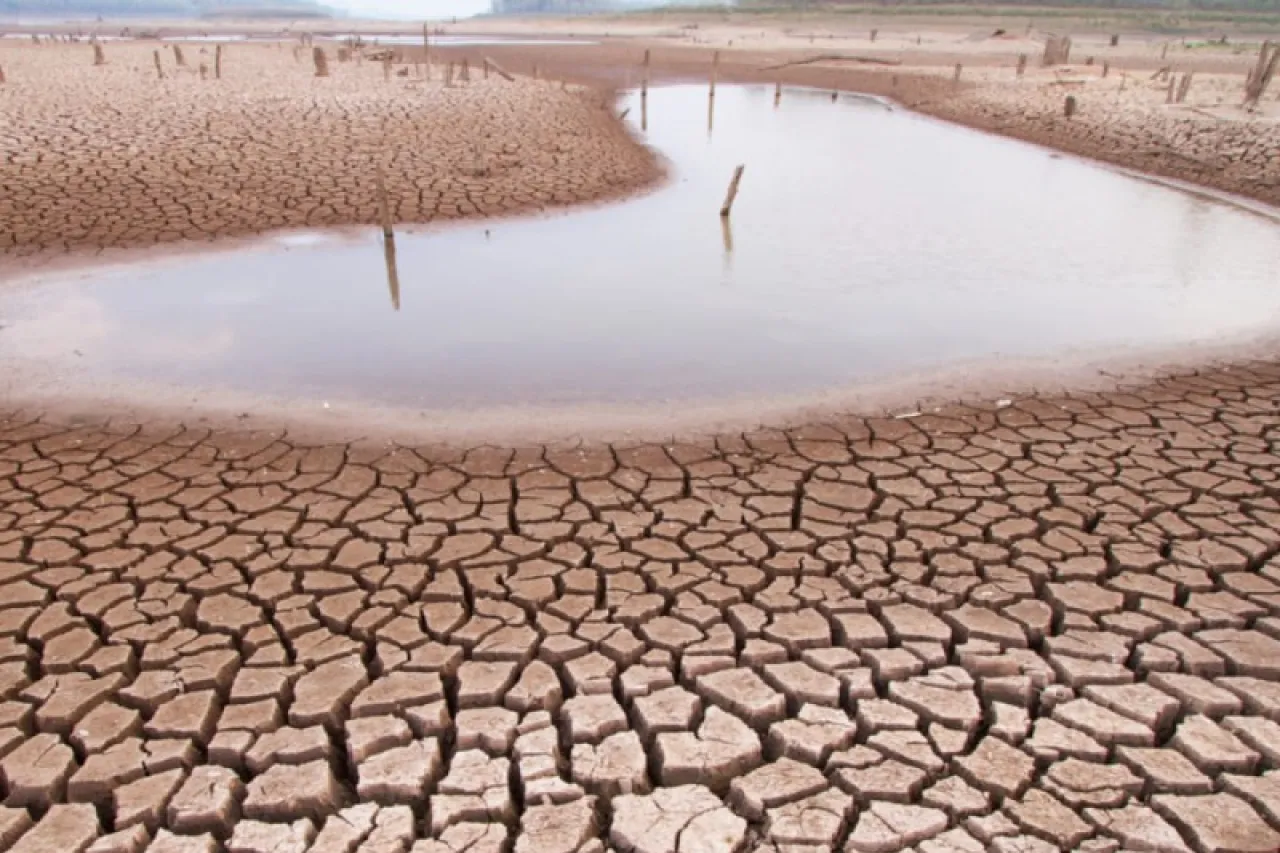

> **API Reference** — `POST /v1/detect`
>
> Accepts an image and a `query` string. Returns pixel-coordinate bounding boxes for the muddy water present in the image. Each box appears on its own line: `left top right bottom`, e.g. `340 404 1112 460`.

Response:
3 84 1280 415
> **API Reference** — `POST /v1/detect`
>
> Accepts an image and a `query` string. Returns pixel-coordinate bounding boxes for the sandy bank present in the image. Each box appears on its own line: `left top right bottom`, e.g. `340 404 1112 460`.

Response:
0 40 659 259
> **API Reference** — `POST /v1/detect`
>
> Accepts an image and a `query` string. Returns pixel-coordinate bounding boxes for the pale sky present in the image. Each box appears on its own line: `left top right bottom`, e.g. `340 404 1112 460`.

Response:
326 0 494 20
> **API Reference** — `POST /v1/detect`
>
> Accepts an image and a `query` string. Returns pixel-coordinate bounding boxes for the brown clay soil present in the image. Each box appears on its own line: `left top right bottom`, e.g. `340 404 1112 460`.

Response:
5 17 1280 853
4 364 1280 853
0 41 657 259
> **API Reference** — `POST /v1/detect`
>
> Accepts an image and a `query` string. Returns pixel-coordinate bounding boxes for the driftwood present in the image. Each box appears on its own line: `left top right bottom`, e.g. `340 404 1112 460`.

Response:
759 53 901 71
484 57 515 81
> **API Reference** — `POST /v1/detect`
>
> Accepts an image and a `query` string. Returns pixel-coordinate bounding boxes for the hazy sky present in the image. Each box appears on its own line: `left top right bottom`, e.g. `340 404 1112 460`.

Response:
327 0 493 20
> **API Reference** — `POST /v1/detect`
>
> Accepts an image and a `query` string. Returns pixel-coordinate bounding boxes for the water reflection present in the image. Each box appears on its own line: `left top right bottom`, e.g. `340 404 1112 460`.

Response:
3 85 1280 412
383 234 401 312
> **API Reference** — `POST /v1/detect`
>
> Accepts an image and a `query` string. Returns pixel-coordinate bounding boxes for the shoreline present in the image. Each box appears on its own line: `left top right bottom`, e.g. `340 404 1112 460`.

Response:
3 29 1280 447
2 305 1277 450
2 33 1276 264
0 40 662 264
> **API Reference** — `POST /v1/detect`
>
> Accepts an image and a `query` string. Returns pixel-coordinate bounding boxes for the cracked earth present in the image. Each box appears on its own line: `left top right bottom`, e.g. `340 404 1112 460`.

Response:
0 41 656 259
3 361 1280 853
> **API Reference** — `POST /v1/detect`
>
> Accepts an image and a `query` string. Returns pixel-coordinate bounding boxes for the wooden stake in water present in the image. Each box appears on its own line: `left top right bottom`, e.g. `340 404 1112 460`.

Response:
642 49 650 106
313 47 329 77
173 44 186 67
461 58 469 82
719 164 744 218
375 163 394 239
383 232 401 311
215 44 222 79
774 80 781 106
153 50 164 79
710 50 718 98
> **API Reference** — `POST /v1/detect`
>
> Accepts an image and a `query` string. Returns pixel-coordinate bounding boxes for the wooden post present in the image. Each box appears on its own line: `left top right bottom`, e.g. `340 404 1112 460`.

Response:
215 44 222 79
1161 43 1168 60
1063 94 1077 117
460 58 469 82
422 21 430 70
1042 35 1071 67
1244 41 1279 109
153 50 164 79
383 56 392 80
774 80 781 105
93 43 105 65
870 28 877 42
173 44 185 67
953 63 962 83
1110 34 1119 47
720 164 744 217
1165 74 1176 103
375 163 394 239
1016 54 1027 77
710 50 718 98
1176 72 1193 103
0 65 6 84
313 47 329 77
1102 61 1109 78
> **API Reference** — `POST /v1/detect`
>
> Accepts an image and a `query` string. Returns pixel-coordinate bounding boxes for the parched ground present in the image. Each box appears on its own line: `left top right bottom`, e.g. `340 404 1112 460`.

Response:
4 361 1280 852
0 41 657 257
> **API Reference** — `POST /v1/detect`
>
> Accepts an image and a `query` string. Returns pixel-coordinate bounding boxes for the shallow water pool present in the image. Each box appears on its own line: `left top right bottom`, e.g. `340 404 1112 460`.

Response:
2 85 1280 416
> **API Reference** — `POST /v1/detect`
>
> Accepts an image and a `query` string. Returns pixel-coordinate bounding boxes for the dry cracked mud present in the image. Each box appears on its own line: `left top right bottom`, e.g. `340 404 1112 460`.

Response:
4 360 1280 852
0 41 657 259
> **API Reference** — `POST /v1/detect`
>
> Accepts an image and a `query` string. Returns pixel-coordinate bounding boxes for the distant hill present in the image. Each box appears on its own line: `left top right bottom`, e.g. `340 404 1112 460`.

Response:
0 0 332 17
